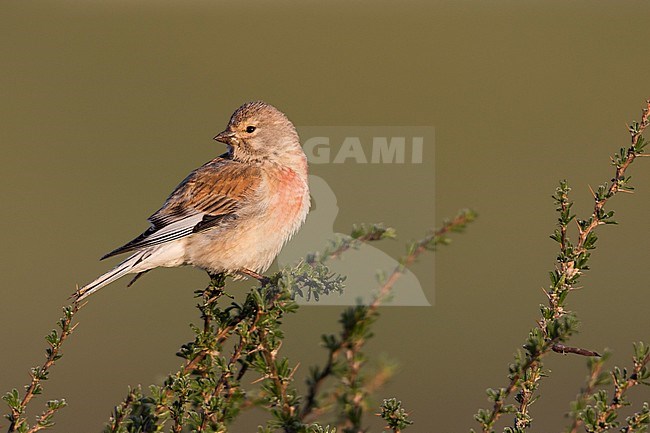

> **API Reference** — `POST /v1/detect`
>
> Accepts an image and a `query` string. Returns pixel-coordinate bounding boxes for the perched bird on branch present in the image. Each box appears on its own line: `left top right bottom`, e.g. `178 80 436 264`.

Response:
76 101 310 301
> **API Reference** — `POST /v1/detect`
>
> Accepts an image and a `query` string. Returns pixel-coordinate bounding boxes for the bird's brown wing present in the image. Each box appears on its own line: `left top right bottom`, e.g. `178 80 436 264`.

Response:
101 157 262 260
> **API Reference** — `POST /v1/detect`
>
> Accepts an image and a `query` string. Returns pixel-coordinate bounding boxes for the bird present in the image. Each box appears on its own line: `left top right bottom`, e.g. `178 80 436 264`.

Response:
75 101 310 301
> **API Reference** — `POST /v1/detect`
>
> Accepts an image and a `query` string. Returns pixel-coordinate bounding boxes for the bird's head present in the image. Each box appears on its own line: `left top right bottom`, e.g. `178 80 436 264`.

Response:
214 101 303 167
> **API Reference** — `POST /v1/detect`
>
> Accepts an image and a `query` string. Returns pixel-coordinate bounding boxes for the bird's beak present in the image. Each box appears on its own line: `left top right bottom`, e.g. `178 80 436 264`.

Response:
213 130 236 145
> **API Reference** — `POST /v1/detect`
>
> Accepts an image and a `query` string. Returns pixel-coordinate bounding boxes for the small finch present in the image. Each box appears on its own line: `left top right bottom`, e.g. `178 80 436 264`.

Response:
75 101 310 301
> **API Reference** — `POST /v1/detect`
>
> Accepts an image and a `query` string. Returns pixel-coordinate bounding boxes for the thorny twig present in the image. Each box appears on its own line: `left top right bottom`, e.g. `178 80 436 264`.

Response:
595 351 650 432
478 100 650 433
568 356 607 433
5 302 82 433
301 210 477 425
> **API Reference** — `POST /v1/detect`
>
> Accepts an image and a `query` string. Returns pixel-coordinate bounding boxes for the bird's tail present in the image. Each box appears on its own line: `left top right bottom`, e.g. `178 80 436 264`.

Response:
76 250 151 301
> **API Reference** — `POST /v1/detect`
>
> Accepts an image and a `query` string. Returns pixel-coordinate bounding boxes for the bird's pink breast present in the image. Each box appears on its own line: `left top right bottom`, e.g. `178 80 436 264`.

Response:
185 162 309 274
266 166 309 229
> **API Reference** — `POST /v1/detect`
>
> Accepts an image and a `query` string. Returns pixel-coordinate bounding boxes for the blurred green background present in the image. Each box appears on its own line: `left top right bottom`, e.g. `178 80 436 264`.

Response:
1 1 649 431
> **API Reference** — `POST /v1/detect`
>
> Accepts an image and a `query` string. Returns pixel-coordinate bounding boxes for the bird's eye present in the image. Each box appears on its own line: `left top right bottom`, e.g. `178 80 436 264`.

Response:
246 125 256 133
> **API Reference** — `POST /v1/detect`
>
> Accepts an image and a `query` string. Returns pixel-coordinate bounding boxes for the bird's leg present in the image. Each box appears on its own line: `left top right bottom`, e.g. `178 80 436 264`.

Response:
239 268 270 285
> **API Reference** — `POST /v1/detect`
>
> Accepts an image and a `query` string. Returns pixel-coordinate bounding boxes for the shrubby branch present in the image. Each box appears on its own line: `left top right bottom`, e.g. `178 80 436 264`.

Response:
54 213 468 433
474 100 650 433
4 99 649 433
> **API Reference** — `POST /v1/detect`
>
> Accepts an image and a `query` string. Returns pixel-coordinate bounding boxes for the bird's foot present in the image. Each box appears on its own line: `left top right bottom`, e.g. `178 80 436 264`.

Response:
239 268 270 285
